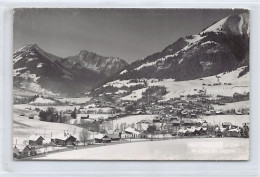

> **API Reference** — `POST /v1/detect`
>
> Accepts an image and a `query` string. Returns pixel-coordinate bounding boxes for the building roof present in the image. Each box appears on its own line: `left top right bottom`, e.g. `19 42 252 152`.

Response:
171 120 181 124
178 129 187 133
52 133 76 141
28 134 44 141
94 133 110 140
125 127 140 135
107 134 120 139
222 122 232 126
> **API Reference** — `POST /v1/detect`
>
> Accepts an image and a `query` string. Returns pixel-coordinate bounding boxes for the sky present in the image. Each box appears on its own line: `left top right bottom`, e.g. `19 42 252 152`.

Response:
13 8 247 63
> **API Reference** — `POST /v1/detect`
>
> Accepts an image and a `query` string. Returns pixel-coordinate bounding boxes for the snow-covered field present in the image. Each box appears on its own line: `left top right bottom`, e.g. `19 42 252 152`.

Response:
13 104 80 112
57 97 91 104
120 88 147 101
112 114 157 129
30 97 55 104
33 138 249 160
202 115 249 127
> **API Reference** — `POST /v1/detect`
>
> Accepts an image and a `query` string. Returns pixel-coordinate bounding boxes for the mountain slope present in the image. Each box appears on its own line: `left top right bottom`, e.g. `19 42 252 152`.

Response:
116 12 249 81
13 44 127 96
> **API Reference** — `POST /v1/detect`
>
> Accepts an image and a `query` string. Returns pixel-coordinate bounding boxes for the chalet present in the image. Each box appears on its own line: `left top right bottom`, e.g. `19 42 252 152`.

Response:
181 110 188 117
190 113 197 118
222 122 232 129
13 145 35 158
235 110 243 115
216 110 224 115
125 127 141 138
186 127 196 136
171 120 181 126
13 146 20 159
170 117 179 121
28 114 34 119
182 120 195 127
178 129 188 136
195 127 203 135
227 128 241 137
28 135 44 146
153 116 161 123
205 111 211 116
107 134 120 141
210 110 216 115
51 133 77 146
94 134 111 143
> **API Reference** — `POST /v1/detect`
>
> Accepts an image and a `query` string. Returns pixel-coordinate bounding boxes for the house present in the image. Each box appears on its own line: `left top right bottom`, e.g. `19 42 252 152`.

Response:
94 134 111 143
19 113 25 116
28 114 34 119
227 128 241 137
171 120 181 126
51 133 77 146
107 134 120 141
28 134 45 146
139 131 148 138
235 110 243 115
222 122 232 129
205 111 211 116
13 145 35 158
186 127 196 136
216 110 224 115
178 129 188 136
125 127 141 138
170 117 179 121
182 120 195 127
153 116 161 123
13 146 21 159
190 113 197 118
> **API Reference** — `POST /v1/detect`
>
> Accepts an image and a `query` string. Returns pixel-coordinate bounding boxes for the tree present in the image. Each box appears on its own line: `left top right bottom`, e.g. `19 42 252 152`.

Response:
125 105 135 113
147 125 157 140
39 110 46 121
161 130 167 139
71 108 77 119
79 128 89 146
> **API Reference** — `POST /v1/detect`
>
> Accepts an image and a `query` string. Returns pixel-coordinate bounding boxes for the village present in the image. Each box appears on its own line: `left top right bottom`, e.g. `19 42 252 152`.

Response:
13 80 250 159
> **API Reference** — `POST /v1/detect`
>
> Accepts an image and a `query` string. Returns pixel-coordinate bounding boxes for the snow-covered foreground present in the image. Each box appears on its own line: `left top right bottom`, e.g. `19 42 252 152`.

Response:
34 138 249 160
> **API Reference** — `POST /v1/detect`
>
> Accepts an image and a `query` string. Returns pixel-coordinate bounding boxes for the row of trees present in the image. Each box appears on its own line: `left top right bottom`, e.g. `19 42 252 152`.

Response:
39 107 70 123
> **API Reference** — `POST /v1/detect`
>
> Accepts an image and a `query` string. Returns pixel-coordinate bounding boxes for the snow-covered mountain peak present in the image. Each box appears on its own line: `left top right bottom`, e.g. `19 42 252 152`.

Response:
201 13 249 35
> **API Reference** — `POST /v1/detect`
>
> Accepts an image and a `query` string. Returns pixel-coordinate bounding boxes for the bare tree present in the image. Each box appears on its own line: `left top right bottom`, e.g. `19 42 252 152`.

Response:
79 128 89 146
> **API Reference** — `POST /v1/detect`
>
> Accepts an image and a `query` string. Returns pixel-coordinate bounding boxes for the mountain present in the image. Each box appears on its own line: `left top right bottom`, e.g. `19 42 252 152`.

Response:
13 44 128 96
116 12 249 81
62 50 128 77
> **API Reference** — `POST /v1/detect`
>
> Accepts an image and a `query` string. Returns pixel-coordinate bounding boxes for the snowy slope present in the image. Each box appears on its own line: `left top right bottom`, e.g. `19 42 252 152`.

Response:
102 67 249 101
